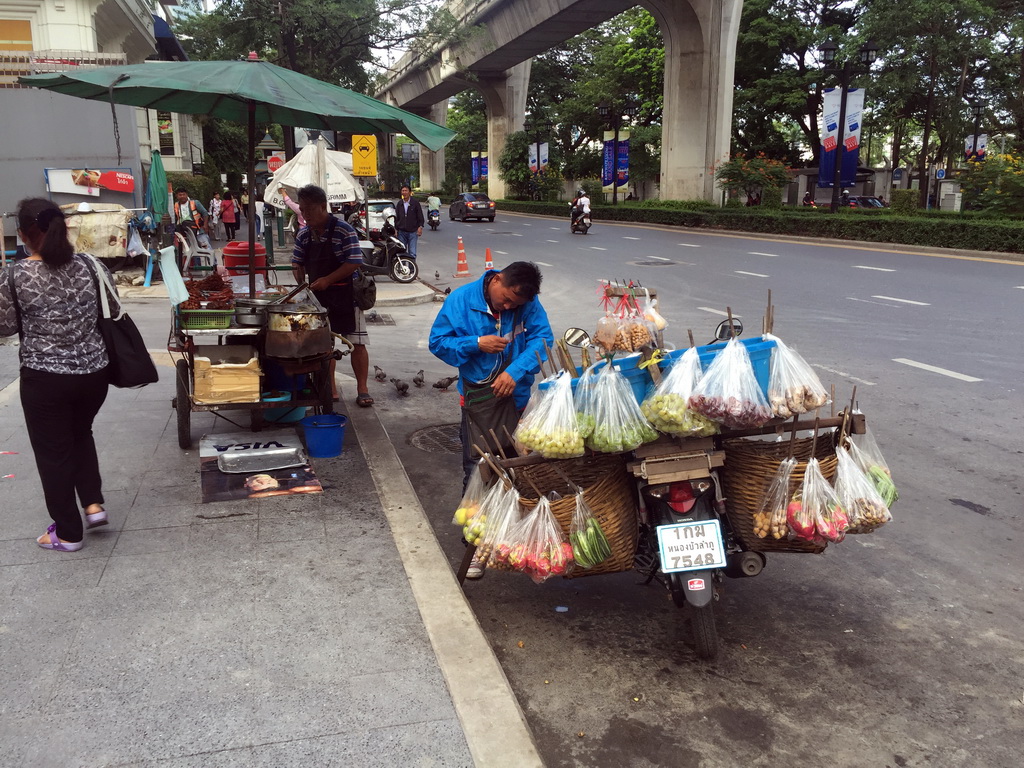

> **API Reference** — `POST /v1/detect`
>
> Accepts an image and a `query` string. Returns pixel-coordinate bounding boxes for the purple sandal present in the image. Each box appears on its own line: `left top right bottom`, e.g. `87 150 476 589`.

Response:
85 508 108 529
37 524 83 552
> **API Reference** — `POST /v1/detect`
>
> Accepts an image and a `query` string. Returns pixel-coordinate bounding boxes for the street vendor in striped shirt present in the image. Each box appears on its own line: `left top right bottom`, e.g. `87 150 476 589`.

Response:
291 184 373 407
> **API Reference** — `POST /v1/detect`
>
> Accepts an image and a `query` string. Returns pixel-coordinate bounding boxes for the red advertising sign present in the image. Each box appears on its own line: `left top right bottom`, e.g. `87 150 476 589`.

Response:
46 168 136 196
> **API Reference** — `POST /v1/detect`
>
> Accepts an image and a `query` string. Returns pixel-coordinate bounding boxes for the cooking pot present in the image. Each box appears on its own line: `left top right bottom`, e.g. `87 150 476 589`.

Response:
234 297 275 328
264 302 332 358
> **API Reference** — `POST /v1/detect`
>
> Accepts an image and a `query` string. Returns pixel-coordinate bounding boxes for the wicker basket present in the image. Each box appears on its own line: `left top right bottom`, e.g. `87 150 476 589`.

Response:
505 454 638 578
719 433 839 554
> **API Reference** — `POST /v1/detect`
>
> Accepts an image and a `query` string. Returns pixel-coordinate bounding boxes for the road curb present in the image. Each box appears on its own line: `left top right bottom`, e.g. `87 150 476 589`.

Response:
347 405 544 768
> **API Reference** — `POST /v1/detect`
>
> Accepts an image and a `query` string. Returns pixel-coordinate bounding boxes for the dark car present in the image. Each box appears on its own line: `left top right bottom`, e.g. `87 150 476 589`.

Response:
847 195 886 209
449 193 496 222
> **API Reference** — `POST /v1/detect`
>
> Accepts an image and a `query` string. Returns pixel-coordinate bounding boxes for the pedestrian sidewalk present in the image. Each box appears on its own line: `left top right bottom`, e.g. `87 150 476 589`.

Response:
0 358 540 766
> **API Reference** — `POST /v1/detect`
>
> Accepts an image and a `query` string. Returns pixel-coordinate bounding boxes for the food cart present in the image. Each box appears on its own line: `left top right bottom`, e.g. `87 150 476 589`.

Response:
455 282 895 658
168 273 351 450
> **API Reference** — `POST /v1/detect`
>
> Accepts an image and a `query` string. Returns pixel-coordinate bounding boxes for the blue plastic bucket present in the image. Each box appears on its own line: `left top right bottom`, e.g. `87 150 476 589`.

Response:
537 353 652 404
261 391 306 424
662 337 777 398
300 414 347 458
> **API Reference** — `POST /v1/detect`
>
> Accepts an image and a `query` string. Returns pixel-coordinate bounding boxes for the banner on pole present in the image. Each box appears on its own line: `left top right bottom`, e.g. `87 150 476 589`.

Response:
529 143 538 174
616 130 630 192
539 142 549 172
818 88 862 188
480 152 488 181
964 133 988 160
602 131 615 192
471 151 480 189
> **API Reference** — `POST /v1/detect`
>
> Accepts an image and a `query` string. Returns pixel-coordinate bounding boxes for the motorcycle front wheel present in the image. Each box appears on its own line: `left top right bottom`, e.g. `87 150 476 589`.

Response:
390 256 418 283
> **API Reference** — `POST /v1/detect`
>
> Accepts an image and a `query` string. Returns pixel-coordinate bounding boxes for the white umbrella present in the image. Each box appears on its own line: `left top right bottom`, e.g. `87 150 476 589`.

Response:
264 137 364 210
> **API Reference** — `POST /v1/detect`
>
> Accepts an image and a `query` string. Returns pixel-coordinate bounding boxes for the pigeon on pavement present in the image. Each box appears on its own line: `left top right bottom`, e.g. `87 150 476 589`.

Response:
412 370 425 388
390 378 410 396
374 365 387 382
432 375 459 391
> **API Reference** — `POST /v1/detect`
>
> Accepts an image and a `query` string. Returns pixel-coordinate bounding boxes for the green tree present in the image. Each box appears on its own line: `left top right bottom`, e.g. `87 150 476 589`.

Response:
496 131 563 200
714 154 792 203
959 152 1024 213
444 91 487 191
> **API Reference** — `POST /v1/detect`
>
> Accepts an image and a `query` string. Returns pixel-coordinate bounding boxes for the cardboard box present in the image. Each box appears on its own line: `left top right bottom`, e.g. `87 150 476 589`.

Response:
192 345 261 404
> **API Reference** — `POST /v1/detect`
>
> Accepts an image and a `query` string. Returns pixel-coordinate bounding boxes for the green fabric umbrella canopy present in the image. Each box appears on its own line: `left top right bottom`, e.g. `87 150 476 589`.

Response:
18 59 455 151
19 58 455 295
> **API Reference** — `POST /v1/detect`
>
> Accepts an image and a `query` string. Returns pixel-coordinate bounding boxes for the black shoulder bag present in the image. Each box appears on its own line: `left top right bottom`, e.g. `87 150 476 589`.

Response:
84 255 160 388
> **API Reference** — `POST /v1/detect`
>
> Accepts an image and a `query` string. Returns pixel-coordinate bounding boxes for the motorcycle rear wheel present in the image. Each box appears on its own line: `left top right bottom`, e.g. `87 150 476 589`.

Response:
390 256 418 283
690 603 719 660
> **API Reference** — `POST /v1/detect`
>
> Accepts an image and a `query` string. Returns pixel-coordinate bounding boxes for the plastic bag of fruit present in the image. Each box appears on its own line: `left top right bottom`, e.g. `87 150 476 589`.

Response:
479 482 523 568
639 288 668 332
753 457 797 539
573 364 600 439
791 457 848 544
849 425 898 506
583 364 659 453
764 333 829 418
514 370 584 459
835 444 891 533
452 459 490 529
505 495 573 583
641 347 719 437
688 337 773 430
569 492 613 569
458 471 505 548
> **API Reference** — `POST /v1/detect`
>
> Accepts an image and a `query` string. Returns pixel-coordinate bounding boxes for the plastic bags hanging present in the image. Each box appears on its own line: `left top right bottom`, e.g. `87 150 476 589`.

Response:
753 457 797 539
789 458 848 544
688 338 773 430
641 347 719 437
569 493 612 569
849 426 898 506
456 469 503 547
514 371 585 459
573 364 600 439
583 364 659 453
835 446 891 533
764 333 829 418
505 496 573 583
452 460 489 529
478 482 524 567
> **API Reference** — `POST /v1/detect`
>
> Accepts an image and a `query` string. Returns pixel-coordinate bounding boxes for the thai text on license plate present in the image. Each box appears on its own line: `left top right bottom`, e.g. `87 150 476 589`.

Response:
656 520 726 573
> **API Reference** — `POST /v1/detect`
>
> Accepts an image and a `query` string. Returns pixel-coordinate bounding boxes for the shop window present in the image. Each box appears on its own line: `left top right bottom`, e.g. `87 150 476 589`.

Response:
157 110 175 155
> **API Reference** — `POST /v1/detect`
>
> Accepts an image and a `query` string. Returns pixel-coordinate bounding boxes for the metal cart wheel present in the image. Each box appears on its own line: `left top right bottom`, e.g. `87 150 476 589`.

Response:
174 358 192 449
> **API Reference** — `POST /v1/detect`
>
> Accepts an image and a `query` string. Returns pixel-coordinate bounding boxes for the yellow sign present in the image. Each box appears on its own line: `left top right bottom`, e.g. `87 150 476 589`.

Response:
351 135 378 177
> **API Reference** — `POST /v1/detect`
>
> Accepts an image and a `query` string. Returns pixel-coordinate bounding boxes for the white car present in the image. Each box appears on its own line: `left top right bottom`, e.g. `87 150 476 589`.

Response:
346 199 396 234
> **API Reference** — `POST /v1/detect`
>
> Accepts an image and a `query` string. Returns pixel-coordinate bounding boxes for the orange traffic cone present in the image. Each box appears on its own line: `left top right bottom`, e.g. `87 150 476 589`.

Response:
454 236 471 278
484 247 493 271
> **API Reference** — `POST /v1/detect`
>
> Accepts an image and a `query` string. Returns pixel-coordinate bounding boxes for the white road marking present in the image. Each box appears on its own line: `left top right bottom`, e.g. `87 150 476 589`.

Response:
698 307 741 317
872 295 930 306
748 251 778 257
735 270 769 278
512 233 523 237
1017 286 1024 289
811 364 877 386
546 239 559 243
495 250 509 255
534 261 553 267
623 236 641 240
550 227 560 230
892 358 982 382
522 223 532 226
650 256 672 262
677 243 700 247
848 297 898 307
590 246 607 251
853 265 896 272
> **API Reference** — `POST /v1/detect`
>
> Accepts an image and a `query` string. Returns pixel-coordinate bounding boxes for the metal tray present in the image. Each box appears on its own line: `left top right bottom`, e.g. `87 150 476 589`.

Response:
216 445 308 474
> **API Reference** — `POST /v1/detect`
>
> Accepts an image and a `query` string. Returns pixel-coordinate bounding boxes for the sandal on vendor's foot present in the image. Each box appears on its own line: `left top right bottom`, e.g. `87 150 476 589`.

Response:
465 554 486 580
37 524 83 552
84 505 108 529
356 393 374 408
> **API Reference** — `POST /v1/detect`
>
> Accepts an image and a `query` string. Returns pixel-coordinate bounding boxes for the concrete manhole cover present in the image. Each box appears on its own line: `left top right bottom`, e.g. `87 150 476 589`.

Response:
630 260 676 267
409 423 462 453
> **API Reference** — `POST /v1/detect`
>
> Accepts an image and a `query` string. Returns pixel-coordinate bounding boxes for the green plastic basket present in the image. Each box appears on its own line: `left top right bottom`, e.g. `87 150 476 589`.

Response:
179 309 234 330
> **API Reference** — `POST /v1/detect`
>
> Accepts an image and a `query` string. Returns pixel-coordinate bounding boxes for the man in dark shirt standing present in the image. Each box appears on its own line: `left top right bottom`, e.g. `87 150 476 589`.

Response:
291 184 374 408
393 185 424 259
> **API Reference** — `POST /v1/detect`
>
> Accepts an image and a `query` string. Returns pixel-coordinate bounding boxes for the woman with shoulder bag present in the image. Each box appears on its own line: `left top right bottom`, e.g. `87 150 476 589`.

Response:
0 198 115 551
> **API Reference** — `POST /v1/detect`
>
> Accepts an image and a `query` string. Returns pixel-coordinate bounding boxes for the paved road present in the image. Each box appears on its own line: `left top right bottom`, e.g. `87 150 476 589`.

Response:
370 212 1024 768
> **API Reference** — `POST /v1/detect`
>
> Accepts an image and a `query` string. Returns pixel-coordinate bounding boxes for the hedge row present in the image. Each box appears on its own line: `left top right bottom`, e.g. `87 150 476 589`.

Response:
497 201 1024 254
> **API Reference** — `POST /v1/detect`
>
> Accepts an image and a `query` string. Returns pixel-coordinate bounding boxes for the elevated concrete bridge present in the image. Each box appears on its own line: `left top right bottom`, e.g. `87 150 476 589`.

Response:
378 0 743 201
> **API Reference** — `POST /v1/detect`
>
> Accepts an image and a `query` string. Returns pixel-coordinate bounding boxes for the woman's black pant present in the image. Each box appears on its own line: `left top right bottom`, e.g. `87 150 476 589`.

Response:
20 367 109 542
224 222 238 240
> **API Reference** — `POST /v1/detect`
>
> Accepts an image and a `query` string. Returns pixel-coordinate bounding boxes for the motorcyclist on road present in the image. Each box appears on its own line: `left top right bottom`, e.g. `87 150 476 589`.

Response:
426 194 441 215
571 190 591 225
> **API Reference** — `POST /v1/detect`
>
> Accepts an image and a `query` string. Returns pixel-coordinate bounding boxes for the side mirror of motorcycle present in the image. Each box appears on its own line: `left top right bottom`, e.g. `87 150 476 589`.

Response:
563 327 592 348
713 318 743 341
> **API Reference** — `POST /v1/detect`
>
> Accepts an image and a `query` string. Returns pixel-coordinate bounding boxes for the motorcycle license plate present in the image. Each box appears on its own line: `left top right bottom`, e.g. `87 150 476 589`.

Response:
656 520 726 573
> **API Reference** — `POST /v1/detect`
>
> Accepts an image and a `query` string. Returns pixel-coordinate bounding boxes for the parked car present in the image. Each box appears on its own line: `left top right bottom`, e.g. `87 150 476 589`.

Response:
449 193 496 222
847 195 886 209
343 199 397 234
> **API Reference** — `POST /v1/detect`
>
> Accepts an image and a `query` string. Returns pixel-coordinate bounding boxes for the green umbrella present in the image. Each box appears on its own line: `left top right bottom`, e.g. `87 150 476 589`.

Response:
147 149 168 219
19 58 456 294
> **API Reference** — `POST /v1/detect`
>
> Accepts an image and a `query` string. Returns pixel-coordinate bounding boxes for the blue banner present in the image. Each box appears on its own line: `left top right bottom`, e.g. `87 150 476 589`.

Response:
817 87 861 188
602 132 615 191
617 133 630 190
480 152 488 180
471 152 480 187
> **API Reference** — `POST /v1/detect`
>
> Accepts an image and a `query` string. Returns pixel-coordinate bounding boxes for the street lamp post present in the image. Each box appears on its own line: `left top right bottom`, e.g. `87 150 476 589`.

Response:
598 100 637 205
820 39 878 213
968 99 984 160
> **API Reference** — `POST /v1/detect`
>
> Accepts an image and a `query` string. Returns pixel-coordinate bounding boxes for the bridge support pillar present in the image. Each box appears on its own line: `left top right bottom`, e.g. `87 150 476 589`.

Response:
645 0 742 202
416 100 448 192
478 59 532 201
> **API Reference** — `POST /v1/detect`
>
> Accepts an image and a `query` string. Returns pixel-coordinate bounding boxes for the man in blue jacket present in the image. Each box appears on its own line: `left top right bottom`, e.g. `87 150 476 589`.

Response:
429 261 553 577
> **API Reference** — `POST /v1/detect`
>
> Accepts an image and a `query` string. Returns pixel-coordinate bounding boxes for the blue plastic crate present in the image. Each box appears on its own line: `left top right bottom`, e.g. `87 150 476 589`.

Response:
661 336 776 398
537 353 653 404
